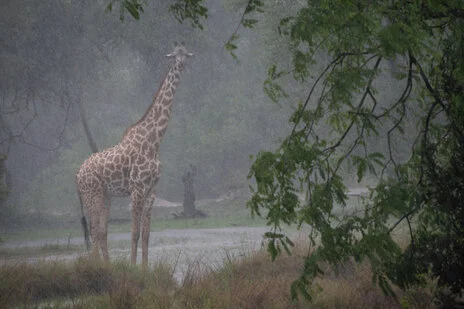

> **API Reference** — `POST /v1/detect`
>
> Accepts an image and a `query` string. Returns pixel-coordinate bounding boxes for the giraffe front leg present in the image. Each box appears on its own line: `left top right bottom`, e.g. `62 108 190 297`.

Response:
99 197 110 262
130 192 144 265
141 193 155 269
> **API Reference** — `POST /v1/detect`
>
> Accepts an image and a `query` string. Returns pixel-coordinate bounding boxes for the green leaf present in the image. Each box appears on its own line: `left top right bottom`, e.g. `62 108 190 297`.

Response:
168 0 208 30
225 34 239 60
105 2 113 13
267 240 278 261
123 0 141 20
290 276 312 300
263 65 289 103
242 18 258 28
246 0 464 302
368 152 385 166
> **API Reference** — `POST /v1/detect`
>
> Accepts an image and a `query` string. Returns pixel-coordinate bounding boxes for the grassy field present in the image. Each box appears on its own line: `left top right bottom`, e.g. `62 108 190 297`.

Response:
2 194 369 244
0 243 83 258
0 195 438 308
0 245 436 309
1 195 265 243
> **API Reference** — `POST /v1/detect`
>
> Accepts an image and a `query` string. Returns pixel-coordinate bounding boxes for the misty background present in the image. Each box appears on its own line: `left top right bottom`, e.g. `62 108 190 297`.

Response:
0 0 303 225
0 0 407 226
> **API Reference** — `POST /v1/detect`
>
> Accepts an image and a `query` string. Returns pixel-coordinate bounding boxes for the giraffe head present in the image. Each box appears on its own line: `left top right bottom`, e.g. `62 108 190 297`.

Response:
166 42 193 69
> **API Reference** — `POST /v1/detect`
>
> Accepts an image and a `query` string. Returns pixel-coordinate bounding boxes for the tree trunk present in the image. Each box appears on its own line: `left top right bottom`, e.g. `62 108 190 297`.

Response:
76 98 98 153
182 165 196 218
0 154 9 207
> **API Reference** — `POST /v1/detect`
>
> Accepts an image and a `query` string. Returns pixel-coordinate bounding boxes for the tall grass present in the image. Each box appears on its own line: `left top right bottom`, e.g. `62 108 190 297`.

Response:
0 258 175 309
0 246 436 309
176 247 436 309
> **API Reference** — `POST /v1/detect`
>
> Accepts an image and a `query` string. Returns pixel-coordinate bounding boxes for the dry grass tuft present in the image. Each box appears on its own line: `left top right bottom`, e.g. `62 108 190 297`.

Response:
0 257 175 309
177 247 310 309
0 258 111 308
176 245 435 309
0 246 436 309
314 260 401 308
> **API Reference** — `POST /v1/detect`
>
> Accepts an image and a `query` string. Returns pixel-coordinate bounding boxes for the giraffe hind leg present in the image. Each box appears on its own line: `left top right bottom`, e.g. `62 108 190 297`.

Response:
89 205 101 260
77 188 91 251
87 193 106 261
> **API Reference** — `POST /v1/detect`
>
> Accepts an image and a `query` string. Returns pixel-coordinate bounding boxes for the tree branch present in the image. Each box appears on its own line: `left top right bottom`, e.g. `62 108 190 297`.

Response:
225 0 263 47
286 54 347 146
411 52 464 142
388 208 417 234
381 53 413 179
323 56 382 155
418 100 440 186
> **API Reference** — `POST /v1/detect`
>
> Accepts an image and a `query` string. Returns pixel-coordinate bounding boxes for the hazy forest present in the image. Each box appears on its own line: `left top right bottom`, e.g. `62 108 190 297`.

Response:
0 0 296 218
1 0 463 308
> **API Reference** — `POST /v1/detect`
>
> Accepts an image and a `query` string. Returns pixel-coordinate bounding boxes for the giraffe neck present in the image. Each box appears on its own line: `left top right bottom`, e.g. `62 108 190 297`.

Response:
122 61 183 149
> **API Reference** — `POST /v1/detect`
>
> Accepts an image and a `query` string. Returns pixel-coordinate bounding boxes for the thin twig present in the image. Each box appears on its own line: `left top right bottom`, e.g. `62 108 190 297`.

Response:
287 54 347 146
388 209 417 234
411 52 464 141
225 0 254 45
323 56 383 155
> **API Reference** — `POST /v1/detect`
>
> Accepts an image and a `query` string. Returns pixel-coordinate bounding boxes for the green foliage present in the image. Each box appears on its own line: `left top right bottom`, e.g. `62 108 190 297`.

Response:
263 65 289 103
169 0 208 30
242 0 264 28
106 0 144 21
224 34 239 60
107 0 208 28
245 0 464 305
8 0 463 304
224 0 264 59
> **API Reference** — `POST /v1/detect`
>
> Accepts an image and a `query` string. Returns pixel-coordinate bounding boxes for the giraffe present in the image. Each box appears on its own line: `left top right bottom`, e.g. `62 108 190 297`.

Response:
76 43 193 267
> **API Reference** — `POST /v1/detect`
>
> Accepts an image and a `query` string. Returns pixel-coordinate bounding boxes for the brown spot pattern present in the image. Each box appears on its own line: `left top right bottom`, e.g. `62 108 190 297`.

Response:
75 47 189 266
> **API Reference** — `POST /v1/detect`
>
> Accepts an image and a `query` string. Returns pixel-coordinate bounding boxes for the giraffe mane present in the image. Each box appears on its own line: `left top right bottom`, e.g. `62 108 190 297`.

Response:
122 68 171 139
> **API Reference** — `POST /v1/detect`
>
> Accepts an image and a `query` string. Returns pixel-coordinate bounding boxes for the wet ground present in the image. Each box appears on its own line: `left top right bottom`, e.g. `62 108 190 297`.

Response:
2 227 273 282
1 188 367 281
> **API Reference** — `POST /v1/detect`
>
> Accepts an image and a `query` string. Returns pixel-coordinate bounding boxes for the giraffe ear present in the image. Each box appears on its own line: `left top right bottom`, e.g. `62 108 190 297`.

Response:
173 41 178 47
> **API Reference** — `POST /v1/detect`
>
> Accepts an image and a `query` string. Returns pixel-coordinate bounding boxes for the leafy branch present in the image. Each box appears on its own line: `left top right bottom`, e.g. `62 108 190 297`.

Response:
106 0 208 29
225 0 264 60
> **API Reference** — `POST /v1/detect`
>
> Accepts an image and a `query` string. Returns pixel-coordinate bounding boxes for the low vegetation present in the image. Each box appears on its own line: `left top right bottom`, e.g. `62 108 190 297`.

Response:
0 243 82 258
0 245 435 309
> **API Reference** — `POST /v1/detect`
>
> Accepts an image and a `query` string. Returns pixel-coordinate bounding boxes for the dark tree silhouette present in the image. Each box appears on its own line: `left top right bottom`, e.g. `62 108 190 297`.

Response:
182 164 196 218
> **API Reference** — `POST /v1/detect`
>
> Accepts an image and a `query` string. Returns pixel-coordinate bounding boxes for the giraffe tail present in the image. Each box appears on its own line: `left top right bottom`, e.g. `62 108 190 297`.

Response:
77 188 91 251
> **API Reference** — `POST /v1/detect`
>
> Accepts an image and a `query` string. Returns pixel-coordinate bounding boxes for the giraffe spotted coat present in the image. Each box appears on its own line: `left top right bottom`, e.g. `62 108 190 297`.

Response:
76 44 193 267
